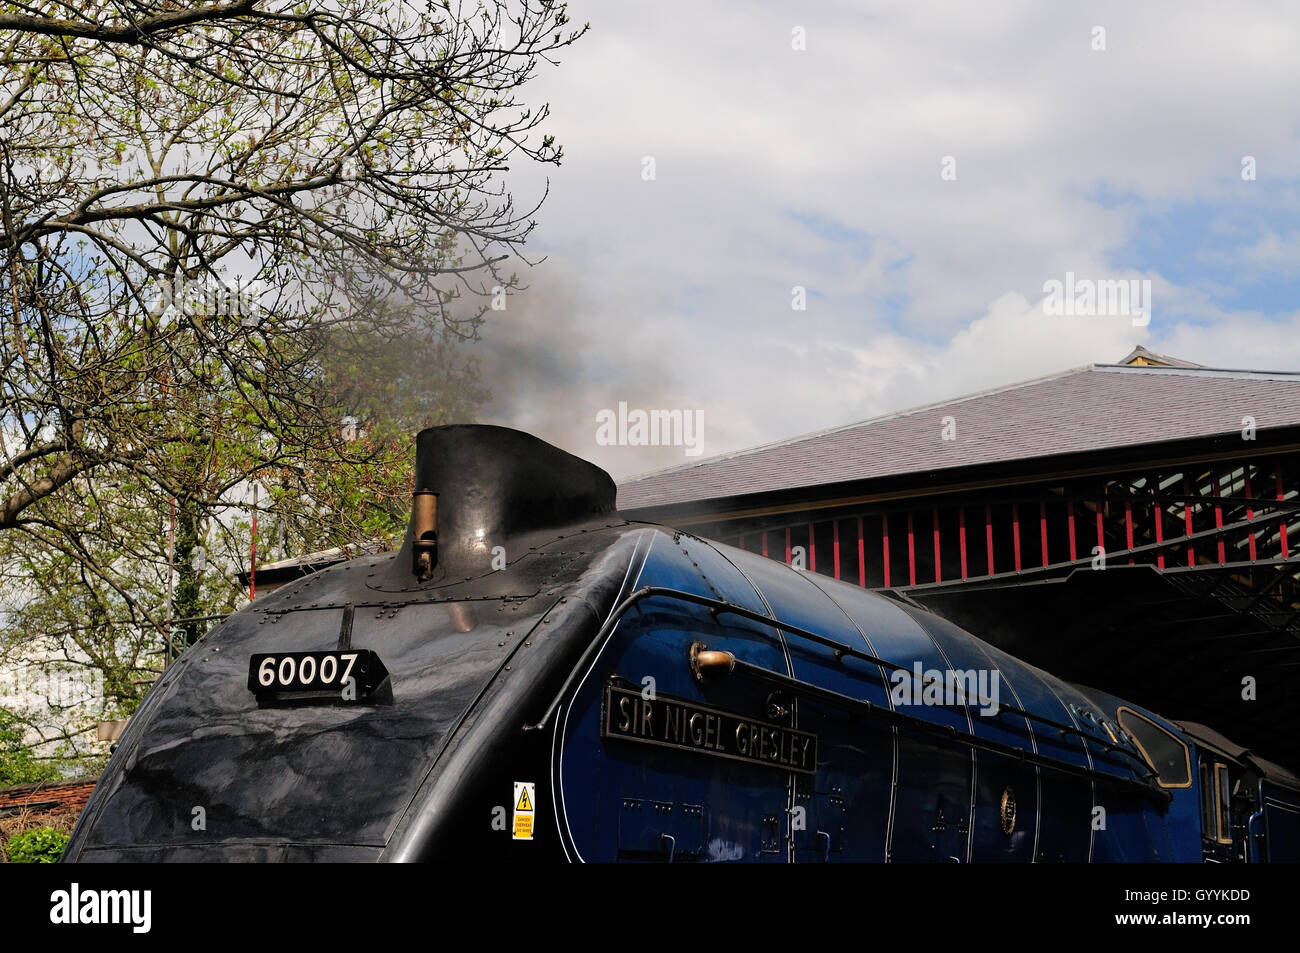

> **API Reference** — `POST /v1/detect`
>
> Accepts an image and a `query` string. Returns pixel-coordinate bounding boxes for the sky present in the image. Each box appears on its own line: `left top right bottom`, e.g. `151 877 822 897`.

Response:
470 1 1300 479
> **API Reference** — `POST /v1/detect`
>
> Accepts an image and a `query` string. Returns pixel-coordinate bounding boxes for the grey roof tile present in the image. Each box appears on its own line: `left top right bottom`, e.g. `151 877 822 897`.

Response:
616 363 1300 510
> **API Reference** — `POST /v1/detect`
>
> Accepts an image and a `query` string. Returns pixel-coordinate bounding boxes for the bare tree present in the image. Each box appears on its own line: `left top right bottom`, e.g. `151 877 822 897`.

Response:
1 0 583 513
0 0 584 764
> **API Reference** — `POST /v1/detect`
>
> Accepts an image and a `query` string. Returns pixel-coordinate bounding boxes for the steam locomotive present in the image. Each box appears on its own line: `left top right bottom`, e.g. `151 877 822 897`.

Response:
63 426 1300 862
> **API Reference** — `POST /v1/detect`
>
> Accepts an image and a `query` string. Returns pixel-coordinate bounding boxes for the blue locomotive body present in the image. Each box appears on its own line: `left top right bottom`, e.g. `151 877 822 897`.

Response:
556 527 1183 862
63 426 1300 862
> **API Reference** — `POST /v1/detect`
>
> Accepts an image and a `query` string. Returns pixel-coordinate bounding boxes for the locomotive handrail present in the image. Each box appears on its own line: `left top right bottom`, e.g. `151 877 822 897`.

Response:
524 584 934 733
523 585 1165 799
998 707 1158 780
675 646 1169 802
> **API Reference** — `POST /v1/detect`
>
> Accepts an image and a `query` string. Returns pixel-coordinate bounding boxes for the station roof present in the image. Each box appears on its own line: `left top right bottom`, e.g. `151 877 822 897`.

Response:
616 353 1300 513
240 541 391 592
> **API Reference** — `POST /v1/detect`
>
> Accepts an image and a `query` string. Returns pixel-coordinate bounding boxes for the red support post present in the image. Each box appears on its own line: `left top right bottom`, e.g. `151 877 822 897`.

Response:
881 514 891 588
738 534 746 551
958 507 968 580
1153 487 1165 570
985 504 994 575
1212 470 1225 564
1278 463 1289 558
1039 501 1049 567
808 523 816 573
1125 499 1135 565
762 531 769 558
249 485 258 600
1068 500 1077 561
1096 504 1104 560
907 511 916 586
857 517 866 587
932 508 942 583
1244 468 1256 562
785 527 792 565
833 520 841 580
1184 477 1195 567
1012 502 1021 572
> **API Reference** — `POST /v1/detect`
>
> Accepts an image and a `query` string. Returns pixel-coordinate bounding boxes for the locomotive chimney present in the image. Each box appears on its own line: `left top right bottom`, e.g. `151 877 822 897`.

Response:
401 425 617 582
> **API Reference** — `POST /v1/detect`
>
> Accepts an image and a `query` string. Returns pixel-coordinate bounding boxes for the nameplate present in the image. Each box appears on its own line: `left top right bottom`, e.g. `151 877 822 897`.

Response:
601 682 817 775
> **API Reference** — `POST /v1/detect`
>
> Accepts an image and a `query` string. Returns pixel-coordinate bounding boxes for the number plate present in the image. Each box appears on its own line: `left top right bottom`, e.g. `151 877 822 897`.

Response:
247 650 389 700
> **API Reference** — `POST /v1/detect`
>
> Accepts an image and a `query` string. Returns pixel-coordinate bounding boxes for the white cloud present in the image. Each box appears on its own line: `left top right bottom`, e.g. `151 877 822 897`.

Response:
477 1 1300 477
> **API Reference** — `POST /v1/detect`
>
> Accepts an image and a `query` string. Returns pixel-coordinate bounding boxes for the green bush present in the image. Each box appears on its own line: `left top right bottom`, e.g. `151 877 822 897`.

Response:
6 827 69 863
0 711 61 786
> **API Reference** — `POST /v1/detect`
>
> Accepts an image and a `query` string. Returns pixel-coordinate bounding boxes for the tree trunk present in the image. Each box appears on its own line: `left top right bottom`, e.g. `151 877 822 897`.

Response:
172 498 205 647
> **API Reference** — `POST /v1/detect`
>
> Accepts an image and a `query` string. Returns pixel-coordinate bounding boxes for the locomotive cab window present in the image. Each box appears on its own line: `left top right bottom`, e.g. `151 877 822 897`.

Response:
1214 763 1233 845
1199 762 1216 837
1116 707 1192 789
1200 761 1235 845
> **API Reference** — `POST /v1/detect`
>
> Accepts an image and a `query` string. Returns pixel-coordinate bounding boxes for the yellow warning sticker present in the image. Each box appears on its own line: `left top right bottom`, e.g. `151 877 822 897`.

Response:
512 781 535 841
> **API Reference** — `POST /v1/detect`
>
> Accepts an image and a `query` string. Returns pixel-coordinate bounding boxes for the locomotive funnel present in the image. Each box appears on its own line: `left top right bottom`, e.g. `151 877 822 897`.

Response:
403 425 617 579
